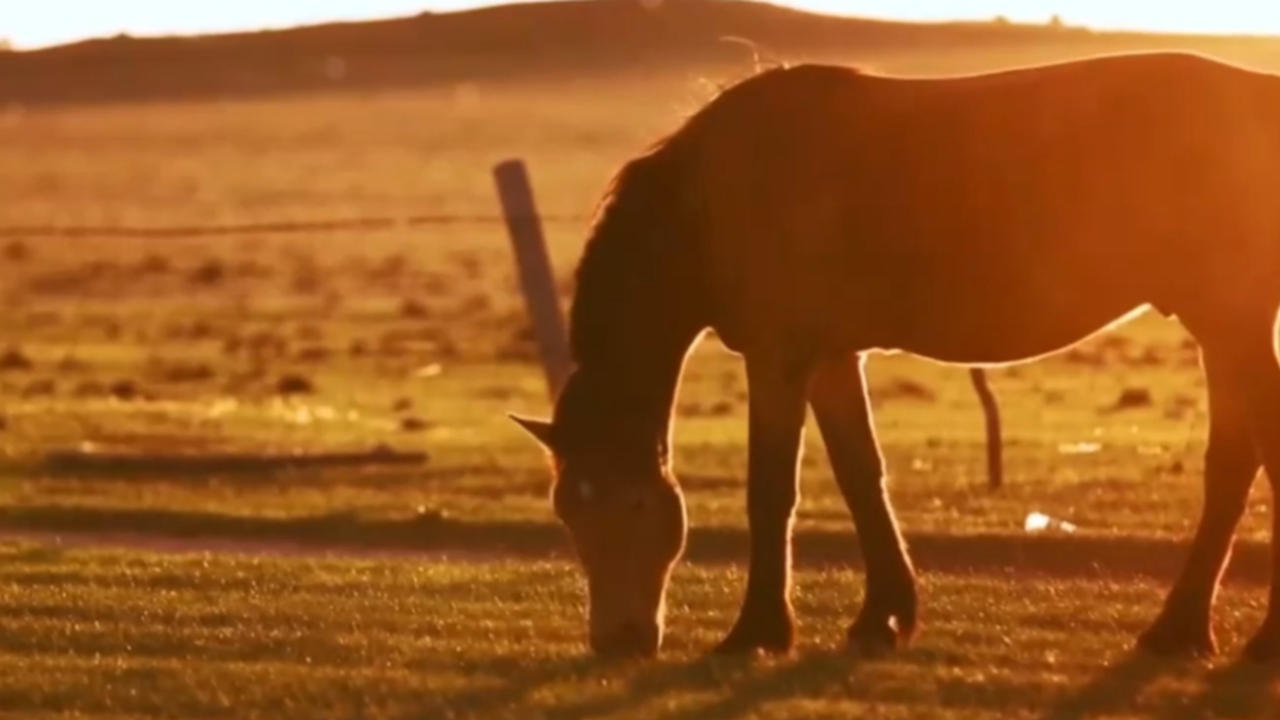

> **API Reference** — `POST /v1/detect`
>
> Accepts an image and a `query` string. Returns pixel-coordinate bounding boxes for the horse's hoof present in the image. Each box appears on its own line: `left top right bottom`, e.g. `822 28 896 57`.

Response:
712 614 795 656
846 588 917 657
712 631 794 656
1242 628 1280 664
1136 620 1216 658
846 617 906 657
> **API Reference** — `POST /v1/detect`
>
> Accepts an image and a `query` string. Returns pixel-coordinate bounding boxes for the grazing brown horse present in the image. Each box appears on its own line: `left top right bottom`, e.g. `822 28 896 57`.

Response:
511 50 1280 661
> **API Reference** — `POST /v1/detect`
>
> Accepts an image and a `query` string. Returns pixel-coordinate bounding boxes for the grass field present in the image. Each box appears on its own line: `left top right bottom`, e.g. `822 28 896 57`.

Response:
2 542 1278 720
4 16 1280 718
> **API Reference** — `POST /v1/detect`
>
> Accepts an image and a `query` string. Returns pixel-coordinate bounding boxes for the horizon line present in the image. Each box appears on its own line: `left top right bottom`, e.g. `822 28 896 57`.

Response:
7 1 1280 53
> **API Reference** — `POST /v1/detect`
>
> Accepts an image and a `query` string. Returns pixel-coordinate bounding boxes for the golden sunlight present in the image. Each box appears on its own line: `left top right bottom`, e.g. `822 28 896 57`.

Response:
782 1 1280 36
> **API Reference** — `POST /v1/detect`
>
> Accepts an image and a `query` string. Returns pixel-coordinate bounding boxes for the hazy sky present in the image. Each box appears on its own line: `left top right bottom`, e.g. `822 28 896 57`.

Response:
5 1 1280 50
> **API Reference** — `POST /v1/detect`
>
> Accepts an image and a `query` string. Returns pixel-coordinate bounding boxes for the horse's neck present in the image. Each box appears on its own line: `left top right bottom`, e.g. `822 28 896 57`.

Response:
559 144 708 466
557 332 698 468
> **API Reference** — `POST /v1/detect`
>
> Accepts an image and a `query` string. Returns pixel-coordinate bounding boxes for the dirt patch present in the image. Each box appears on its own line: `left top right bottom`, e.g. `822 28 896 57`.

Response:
276 373 315 395
1102 386 1155 413
0 347 33 372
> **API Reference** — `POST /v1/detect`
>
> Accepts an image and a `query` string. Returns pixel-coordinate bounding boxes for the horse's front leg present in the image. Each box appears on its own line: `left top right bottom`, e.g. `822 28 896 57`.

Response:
713 352 812 655
809 351 918 655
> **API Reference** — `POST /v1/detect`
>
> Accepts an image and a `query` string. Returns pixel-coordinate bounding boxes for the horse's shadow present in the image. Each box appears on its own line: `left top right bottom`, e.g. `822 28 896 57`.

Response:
413 647 859 720
411 645 1280 720
1037 650 1181 720
1039 649 1280 720
408 655 599 720
1156 657 1280 720
574 650 858 720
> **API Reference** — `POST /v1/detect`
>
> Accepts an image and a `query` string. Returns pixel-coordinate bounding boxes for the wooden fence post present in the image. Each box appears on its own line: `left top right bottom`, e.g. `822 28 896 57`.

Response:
493 159 573 401
969 367 1003 490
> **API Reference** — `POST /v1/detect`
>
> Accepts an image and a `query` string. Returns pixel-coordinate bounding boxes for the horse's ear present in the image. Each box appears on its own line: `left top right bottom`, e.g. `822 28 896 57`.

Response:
509 413 556 451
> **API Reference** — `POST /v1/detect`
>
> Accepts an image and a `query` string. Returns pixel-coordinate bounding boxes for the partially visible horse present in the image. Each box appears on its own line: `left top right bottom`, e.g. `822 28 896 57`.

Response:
511 50 1280 661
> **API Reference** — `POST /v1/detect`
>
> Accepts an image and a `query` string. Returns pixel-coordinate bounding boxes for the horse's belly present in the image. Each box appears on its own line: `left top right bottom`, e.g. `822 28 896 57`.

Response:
876 301 1147 364
841 270 1148 364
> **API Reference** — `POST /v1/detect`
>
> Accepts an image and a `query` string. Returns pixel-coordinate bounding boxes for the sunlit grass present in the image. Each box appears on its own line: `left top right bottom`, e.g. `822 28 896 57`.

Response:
1 542 1277 720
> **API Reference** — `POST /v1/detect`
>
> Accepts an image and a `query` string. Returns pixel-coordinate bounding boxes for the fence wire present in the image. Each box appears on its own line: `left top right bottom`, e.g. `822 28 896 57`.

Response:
0 212 590 240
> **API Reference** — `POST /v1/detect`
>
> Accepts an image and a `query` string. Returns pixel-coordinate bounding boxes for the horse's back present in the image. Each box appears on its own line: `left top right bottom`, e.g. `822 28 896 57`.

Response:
680 52 1280 360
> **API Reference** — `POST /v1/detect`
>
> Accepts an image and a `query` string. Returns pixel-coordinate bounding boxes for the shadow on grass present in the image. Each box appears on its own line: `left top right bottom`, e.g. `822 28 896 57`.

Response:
1040 650 1280 720
407 655 604 720
0 503 1273 587
413 651 856 720
563 653 852 720
38 447 427 477
1155 658 1280 719
1037 650 1181 720
415 647 1182 720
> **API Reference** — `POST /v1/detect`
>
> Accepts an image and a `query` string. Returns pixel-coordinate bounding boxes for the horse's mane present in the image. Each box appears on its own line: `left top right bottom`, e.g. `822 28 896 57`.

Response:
566 58 871 369
568 139 680 367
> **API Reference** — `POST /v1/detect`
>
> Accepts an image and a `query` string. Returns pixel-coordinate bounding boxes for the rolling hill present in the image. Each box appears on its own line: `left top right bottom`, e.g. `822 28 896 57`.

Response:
2 0 1279 106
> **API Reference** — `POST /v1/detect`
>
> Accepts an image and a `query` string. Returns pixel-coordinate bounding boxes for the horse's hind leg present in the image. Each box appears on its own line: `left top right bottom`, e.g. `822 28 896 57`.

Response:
1222 325 1280 663
1155 301 1280 662
809 351 918 654
1137 339 1260 657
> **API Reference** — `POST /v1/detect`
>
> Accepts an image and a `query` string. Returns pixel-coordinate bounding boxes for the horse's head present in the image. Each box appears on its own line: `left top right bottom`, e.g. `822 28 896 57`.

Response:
511 413 687 657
